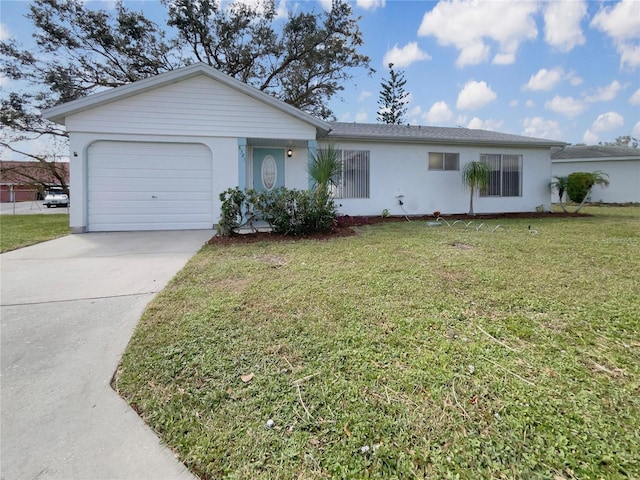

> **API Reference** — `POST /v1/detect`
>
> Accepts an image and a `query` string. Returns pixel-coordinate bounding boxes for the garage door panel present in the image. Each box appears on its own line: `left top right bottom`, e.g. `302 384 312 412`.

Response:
88 191 212 202
90 168 212 179
89 222 213 232
89 201 214 215
90 213 213 223
87 141 214 231
89 177 213 192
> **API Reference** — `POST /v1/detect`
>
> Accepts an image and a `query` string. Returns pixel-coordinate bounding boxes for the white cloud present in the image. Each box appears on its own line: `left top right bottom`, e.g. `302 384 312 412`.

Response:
0 23 11 41
467 117 503 131
355 111 368 123
583 129 600 144
0 73 7 88
523 67 565 91
543 0 587 52
409 105 423 117
526 100 536 107
228 0 287 18
618 44 640 70
274 0 288 19
382 42 431 68
591 0 640 70
318 0 333 11
358 91 372 101
493 53 515 65
456 80 497 110
356 0 385 10
509 100 519 107
568 71 583 86
630 88 640 106
418 0 538 67
456 42 490 67
522 117 562 140
523 67 583 91
584 80 622 103
590 111 624 132
544 95 586 117
423 101 453 124
632 121 640 138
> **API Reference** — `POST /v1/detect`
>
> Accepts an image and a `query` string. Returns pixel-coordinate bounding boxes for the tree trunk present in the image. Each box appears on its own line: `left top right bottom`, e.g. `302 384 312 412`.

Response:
574 188 592 213
469 185 475 216
559 196 567 213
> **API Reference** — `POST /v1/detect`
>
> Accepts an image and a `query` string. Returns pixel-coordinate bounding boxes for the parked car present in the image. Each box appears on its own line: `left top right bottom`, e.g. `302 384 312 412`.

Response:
43 190 69 208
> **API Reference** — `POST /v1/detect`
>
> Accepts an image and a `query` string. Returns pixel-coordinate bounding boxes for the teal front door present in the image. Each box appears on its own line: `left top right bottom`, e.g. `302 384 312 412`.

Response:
253 148 285 192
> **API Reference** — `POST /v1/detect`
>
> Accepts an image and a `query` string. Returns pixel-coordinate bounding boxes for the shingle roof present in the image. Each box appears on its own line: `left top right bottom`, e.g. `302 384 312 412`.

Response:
551 145 640 160
325 122 565 147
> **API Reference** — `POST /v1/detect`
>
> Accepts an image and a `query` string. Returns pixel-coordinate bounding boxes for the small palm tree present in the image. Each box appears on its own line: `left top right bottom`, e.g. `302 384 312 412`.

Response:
308 144 342 199
550 175 569 212
574 170 610 213
462 161 491 216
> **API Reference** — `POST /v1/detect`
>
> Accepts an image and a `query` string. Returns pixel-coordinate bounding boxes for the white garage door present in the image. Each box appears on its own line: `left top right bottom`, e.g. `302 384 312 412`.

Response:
87 141 213 231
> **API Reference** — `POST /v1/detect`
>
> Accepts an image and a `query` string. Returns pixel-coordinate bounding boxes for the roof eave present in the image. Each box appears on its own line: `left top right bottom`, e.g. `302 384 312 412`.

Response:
552 155 639 161
324 132 566 148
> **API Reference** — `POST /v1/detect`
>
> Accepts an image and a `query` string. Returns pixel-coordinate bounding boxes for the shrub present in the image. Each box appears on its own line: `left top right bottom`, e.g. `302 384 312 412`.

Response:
217 187 337 236
257 188 337 235
217 187 246 235
566 172 593 203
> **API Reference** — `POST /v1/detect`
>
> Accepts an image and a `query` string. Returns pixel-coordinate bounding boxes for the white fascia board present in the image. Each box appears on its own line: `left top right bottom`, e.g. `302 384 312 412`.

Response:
552 156 639 163
323 133 566 149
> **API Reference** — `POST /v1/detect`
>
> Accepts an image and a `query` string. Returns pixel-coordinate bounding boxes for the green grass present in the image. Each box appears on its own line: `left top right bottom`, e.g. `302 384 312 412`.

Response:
0 214 70 252
116 206 640 479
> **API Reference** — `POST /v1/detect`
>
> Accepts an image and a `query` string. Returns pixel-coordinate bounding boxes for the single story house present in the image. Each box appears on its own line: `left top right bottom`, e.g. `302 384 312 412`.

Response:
43 63 564 233
552 145 640 204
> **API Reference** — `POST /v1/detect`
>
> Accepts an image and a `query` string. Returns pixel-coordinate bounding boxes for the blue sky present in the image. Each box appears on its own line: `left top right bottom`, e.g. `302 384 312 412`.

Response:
1 0 639 160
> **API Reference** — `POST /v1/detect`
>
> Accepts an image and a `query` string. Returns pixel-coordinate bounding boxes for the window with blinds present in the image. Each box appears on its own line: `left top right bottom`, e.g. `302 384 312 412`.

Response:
480 154 522 197
332 150 370 199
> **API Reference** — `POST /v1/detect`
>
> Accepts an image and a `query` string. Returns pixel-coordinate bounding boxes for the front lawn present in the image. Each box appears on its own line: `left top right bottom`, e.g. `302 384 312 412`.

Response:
0 214 70 253
116 206 640 479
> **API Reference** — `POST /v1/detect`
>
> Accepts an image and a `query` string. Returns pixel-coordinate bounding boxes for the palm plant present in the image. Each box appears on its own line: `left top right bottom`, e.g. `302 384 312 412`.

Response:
462 161 491 216
308 144 342 199
550 175 569 212
573 170 610 213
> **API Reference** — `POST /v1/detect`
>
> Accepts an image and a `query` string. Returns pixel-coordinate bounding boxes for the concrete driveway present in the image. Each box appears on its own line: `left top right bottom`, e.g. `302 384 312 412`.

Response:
1 231 214 480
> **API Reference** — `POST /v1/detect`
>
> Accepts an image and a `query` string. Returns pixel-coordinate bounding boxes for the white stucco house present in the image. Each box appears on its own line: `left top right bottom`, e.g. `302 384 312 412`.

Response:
43 63 565 233
551 145 640 204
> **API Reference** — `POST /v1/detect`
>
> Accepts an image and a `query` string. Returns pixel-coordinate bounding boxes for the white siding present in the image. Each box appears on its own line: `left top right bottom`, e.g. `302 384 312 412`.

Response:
320 141 552 216
66 75 317 140
552 158 640 203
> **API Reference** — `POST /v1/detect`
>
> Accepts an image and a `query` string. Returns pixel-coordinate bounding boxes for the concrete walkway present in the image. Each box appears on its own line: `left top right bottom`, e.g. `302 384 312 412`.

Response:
1 231 213 480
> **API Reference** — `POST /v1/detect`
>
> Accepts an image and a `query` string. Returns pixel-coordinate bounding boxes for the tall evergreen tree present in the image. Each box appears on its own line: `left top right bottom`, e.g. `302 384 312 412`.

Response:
377 63 409 125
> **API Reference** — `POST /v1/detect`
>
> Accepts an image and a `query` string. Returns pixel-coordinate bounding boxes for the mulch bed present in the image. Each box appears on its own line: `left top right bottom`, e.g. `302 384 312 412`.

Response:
207 211 590 246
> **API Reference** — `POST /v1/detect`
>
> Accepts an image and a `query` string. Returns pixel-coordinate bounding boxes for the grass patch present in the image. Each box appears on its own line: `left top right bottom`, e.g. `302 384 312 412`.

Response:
116 206 640 479
0 214 70 252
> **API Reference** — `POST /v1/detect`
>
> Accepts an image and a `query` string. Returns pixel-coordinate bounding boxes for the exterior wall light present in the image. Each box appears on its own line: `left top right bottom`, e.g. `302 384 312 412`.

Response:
287 149 293 157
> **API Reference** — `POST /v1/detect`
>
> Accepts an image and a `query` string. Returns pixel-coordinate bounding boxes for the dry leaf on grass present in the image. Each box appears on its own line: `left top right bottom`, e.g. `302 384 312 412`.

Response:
241 372 254 383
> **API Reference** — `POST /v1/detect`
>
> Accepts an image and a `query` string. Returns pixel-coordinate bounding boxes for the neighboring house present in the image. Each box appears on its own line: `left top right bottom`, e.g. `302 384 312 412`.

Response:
43 63 564 233
0 161 70 203
551 145 640 204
